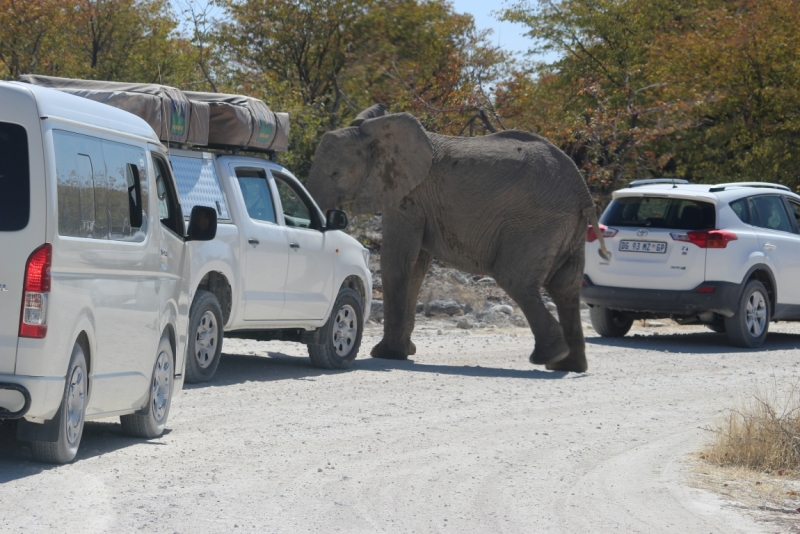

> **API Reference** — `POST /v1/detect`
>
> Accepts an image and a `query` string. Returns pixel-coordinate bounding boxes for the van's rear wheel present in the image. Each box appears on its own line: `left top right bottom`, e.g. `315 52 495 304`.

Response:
308 288 363 370
185 290 223 383
31 343 87 464
120 335 173 439
725 280 769 348
589 306 633 337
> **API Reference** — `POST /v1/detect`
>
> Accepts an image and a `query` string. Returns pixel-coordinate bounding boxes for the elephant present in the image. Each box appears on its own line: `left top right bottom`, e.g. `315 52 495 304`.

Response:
306 105 610 373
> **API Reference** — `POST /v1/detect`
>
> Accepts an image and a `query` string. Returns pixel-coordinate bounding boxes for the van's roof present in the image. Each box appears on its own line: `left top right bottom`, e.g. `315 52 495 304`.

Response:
3 81 160 144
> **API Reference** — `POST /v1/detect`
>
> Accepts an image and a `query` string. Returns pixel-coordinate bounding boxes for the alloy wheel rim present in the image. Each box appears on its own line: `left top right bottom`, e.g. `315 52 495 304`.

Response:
194 311 218 369
65 365 85 445
332 304 357 357
151 351 171 422
745 290 767 337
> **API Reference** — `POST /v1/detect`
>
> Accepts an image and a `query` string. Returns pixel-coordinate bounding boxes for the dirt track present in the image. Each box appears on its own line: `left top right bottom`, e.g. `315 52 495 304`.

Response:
2 320 800 533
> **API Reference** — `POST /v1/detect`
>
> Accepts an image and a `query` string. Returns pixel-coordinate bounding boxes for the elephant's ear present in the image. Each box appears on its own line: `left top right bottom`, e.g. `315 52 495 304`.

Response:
353 113 433 213
349 103 388 126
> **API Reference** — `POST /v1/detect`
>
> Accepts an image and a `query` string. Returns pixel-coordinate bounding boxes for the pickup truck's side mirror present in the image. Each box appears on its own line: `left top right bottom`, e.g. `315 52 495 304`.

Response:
186 205 218 242
325 209 348 231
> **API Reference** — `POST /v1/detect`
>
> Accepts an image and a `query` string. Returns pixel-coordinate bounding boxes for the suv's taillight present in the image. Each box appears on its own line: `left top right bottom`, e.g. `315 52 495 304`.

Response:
586 224 618 243
670 230 738 249
19 244 51 338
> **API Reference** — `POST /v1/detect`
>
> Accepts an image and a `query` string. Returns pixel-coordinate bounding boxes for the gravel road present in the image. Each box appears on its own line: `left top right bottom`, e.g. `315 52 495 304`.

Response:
2 320 799 533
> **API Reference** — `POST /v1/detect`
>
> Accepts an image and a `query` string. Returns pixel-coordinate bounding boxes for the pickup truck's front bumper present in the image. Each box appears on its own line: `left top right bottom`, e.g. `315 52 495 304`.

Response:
580 276 742 317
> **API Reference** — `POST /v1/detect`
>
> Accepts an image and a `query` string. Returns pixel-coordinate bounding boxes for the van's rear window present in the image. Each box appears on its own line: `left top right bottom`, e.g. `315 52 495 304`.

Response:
0 122 30 231
601 196 716 230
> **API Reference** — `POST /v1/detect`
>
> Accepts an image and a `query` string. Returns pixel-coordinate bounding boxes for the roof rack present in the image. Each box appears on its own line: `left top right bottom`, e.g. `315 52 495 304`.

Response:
628 178 690 188
708 182 790 193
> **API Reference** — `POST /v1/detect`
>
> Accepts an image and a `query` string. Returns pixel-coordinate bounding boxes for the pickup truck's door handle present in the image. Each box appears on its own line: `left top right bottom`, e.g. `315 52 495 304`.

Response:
248 238 260 245
289 242 300 249
764 243 777 251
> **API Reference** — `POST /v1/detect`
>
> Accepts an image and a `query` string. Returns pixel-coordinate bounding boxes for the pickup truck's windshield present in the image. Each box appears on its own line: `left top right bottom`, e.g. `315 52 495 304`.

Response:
0 122 30 231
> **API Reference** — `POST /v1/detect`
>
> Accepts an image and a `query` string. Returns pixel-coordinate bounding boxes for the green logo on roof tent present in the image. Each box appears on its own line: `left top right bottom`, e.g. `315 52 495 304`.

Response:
256 110 273 143
170 100 186 136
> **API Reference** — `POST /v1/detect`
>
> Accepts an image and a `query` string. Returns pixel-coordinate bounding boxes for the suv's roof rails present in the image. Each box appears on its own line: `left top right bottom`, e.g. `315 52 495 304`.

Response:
628 178 690 188
709 182 790 193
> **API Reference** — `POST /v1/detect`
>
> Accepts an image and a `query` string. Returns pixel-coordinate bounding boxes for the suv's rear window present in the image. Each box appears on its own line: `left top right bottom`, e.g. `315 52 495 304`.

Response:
0 122 30 231
602 196 716 230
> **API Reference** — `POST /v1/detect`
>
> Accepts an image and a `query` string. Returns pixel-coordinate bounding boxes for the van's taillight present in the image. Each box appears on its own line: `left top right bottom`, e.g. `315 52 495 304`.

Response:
19 244 51 338
670 230 738 249
586 224 618 242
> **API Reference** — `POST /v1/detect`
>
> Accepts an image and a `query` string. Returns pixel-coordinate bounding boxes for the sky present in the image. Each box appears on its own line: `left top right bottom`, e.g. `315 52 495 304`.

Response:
449 0 533 58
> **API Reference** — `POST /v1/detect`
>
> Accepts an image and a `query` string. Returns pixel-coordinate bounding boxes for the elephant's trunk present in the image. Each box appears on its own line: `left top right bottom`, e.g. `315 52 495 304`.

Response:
584 207 611 261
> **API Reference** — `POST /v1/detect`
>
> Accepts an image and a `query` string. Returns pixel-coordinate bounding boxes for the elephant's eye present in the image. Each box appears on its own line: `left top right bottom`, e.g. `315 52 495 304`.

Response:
331 171 340 181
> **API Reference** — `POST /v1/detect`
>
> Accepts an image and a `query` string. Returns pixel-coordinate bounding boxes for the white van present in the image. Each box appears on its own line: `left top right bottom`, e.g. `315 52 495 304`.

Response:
0 82 216 464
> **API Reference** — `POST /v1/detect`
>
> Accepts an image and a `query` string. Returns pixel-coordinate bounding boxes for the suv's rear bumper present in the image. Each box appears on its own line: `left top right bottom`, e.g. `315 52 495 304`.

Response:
580 276 741 317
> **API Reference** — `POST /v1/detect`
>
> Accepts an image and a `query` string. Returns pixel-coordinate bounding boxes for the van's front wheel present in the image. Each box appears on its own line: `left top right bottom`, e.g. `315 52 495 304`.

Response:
185 290 223 383
31 343 87 464
308 288 363 370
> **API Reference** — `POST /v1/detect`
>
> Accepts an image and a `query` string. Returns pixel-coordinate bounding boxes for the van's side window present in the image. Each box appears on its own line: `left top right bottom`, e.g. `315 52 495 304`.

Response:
151 153 184 237
0 122 30 232
54 130 147 242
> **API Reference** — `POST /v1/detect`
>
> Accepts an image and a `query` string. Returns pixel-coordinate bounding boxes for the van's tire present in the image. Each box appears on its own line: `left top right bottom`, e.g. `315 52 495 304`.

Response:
185 290 223 384
308 288 363 370
31 343 87 464
589 306 633 338
725 280 770 348
121 335 173 439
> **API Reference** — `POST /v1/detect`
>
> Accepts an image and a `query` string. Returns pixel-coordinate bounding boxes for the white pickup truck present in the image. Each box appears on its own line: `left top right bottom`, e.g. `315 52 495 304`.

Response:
169 148 372 382
16 76 372 383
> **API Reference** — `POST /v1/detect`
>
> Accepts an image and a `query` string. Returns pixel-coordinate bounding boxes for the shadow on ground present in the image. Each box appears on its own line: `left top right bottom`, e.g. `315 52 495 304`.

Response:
0 420 171 483
586 331 800 354
192 350 571 390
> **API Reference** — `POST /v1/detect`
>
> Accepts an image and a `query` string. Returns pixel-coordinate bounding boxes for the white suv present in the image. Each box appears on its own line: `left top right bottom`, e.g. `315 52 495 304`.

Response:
583 179 800 347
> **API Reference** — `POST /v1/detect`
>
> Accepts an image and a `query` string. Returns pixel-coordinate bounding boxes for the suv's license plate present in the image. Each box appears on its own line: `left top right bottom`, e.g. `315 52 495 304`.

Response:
619 240 667 253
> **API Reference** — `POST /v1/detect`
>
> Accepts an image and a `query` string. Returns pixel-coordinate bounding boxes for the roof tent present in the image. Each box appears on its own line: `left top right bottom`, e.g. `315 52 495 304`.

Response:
18 75 289 153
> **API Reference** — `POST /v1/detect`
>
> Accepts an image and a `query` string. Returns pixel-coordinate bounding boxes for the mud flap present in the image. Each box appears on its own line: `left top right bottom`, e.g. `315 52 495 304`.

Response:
17 405 62 443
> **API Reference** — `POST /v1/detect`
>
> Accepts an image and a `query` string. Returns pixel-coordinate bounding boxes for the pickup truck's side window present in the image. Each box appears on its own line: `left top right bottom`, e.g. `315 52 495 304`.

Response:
273 174 317 229
151 153 184 237
235 168 276 224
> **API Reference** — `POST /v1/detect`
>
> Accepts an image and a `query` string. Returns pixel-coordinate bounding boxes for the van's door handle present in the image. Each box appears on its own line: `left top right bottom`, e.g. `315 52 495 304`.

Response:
289 242 300 249
248 238 260 245
160 248 169 257
764 243 777 251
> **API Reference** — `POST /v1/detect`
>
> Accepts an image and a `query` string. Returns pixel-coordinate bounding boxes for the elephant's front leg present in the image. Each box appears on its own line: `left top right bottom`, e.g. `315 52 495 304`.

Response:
371 243 427 360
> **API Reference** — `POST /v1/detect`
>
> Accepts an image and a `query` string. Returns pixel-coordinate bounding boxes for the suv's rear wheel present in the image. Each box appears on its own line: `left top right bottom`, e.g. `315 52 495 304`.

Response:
589 306 633 337
308 288 363 369
725 280 769 348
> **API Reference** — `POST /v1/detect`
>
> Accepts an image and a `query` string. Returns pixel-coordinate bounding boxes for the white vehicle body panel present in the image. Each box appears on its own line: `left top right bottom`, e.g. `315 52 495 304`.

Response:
0 82 190 422
166 149 371 337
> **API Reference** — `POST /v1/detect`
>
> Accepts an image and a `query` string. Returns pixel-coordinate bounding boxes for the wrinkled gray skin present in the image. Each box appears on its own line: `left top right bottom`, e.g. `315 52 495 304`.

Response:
307 105 609 372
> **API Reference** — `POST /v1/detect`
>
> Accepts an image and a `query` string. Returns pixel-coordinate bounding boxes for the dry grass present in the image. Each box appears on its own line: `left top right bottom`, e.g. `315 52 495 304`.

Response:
703 380 800 475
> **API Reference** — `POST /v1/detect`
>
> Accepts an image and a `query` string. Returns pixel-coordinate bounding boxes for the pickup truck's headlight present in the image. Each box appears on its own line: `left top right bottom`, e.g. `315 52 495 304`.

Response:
362 247 370 267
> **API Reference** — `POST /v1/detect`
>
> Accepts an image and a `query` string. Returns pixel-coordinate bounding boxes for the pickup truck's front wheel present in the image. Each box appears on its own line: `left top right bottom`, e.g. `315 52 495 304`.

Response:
308 288 363 370
185 290 223 383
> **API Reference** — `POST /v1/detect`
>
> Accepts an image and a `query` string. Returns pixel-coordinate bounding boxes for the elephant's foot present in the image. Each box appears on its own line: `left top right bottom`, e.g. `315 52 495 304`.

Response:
545 352 588 373
408 340 417 355
371 339 410 360
529 339 570 366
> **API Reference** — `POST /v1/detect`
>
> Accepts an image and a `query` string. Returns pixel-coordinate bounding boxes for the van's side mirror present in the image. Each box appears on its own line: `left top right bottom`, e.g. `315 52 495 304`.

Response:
325 209 348 231
186 206 217 242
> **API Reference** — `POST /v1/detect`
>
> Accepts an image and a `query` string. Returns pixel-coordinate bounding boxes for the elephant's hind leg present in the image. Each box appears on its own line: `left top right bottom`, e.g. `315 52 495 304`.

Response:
500 276 570 367
543 247 588 373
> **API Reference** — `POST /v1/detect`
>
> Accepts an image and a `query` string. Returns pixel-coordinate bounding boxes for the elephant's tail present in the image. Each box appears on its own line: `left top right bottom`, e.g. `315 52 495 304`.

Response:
583 206 612 262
